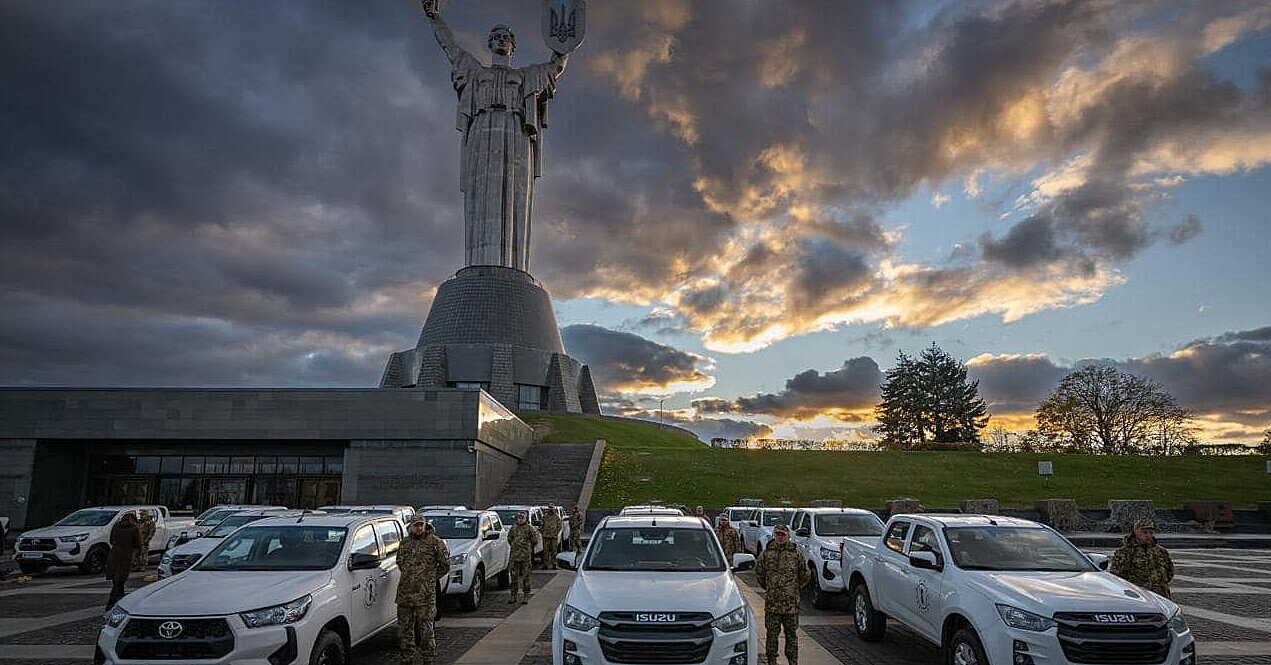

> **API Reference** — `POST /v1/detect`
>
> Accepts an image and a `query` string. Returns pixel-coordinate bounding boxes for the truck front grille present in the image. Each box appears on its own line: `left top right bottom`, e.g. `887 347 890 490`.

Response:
1054 612 1171 665
597 612 714 664
116 618 234 660
18 538 56 552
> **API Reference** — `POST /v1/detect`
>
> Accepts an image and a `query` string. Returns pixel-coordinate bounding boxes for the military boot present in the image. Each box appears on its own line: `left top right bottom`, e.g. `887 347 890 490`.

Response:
509 592 518 604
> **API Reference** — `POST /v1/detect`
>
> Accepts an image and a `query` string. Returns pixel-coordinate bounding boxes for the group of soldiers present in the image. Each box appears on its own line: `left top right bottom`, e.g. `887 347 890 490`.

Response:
396 504 582 665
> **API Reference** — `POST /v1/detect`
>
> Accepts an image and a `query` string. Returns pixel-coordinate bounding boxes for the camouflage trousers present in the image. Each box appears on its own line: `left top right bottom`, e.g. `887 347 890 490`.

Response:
569 531 581 553
765 611 799 664
397 601 437 665
509 558 533 595
542 536 559 569
132 547 148 572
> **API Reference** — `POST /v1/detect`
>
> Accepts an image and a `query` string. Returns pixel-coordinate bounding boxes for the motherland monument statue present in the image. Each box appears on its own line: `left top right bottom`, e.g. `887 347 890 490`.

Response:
423 0 583 272
380 0 600 415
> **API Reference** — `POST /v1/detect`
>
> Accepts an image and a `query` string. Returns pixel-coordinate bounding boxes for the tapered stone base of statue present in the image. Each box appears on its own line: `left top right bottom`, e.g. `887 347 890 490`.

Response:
381 266 600 414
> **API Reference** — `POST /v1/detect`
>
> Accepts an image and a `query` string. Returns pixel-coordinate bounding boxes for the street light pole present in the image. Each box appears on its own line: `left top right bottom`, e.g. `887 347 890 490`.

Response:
659 398 665 428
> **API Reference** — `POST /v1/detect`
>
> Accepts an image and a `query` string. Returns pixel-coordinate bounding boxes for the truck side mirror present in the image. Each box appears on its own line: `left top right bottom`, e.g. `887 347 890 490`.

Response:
349 552 381 570
556 551 577 570
796 528 810 538
731 553 755 571
908 550 942 571
1086 552 1110 570
483 531 500 541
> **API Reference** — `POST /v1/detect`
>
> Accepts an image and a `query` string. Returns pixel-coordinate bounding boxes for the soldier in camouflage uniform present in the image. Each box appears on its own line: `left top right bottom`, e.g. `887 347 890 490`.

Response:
507 512 540 603
540 506 562 570
756 524 810 665
133 510 155 572
397 516 450 665
715 515 742 564
1110 518 1175 599
569 506 583 554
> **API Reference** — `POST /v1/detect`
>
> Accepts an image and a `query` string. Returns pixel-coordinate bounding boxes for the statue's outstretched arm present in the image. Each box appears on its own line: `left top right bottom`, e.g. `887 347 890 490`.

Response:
545 51 569 78
423 2 471 68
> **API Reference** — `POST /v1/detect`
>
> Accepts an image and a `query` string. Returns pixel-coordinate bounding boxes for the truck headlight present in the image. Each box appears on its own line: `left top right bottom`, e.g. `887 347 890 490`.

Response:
996 604 1056 632
562 604 599 632
819 546 842 561
450 553 467 566
712 606 748 633
106 606 129 628
58 533 90 543
239 595 312 628
1168 609 1189 633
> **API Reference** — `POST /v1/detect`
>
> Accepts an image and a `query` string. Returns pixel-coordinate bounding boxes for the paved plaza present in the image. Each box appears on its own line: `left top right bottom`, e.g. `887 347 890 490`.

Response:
3 548 1271 664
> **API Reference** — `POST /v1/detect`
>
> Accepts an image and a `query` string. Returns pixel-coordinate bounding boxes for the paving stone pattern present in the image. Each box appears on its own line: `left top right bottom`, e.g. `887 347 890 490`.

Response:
0 617 103 646
1176 592 1271 616
0 594 107 618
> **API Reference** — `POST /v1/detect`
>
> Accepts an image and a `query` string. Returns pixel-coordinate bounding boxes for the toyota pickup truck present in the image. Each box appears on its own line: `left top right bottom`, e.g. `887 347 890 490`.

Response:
843 514 1196 665
14 506 195 575
789 507 886 609
422 509 511 610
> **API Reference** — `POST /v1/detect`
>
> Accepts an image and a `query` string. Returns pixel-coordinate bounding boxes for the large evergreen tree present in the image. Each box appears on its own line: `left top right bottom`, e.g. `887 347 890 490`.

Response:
874 344 989 449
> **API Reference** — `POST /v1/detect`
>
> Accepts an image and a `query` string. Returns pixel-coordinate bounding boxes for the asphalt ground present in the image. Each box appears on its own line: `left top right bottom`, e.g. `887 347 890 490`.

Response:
3 549 1271 664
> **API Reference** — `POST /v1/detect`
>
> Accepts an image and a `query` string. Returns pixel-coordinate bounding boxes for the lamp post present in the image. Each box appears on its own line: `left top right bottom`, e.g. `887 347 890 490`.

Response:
659 398 665 428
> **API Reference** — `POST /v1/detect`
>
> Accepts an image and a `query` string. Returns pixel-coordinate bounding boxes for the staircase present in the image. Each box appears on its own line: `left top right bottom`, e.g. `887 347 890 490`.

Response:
492 442 598 508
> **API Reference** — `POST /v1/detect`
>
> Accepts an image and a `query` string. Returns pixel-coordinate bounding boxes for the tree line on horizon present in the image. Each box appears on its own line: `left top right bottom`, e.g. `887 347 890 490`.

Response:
872 343 1263 455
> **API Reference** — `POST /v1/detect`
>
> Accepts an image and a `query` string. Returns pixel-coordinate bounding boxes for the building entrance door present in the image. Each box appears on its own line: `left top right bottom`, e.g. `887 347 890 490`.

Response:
205 478 249 506
298 478 341 509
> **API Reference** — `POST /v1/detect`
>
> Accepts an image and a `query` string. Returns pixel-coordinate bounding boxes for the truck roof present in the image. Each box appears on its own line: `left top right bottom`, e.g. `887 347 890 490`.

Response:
419 509 490 517
797 506 877 515
893 514 1042 529
602 515 709 529
249 512 397 529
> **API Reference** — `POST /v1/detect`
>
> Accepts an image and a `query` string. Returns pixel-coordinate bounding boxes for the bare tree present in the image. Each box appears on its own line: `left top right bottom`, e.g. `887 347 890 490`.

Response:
1036 364 1194 454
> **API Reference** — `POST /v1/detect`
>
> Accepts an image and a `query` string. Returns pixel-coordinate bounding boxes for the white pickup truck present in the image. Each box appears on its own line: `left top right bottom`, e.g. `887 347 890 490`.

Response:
14 506 195 575
422 509 511 610
843 514 1196 665
790 507 886 609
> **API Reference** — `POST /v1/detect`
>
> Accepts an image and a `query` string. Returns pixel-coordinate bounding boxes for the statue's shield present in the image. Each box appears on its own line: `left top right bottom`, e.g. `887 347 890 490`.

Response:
542 0 585 53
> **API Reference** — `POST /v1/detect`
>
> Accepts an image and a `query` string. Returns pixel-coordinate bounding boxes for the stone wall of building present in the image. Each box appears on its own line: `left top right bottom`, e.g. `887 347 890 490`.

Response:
0 440 36 531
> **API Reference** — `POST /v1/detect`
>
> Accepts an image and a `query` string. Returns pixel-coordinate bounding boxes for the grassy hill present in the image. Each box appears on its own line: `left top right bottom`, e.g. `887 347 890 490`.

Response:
520 414 1270 509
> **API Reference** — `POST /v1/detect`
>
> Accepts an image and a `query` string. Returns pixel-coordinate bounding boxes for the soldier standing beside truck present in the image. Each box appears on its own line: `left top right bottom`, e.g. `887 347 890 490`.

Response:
397 516 450 665
507 512 539 603
1110 518 1176 598
756 524 810 665
540 505 562 570
715 515 742 562
569 506 583 554
133 510 155 572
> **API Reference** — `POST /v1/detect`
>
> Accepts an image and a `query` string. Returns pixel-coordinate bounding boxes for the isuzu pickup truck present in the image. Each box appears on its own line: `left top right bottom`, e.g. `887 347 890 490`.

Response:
843 514 1195 665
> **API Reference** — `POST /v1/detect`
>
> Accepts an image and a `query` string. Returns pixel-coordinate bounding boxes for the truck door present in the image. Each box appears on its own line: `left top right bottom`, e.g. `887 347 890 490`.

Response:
345 524 382 642
904 524 948 641
873 520 913 617
373 520 403 629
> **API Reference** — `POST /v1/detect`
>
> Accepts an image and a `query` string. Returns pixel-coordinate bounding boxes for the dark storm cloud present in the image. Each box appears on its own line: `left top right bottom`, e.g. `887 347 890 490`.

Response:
692 357 882 420
967 354 1070 412
561 324 714 395
979 215 1065 268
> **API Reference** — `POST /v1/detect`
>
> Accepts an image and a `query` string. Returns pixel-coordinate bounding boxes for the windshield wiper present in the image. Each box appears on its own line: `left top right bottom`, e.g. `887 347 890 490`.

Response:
958 564 1005 571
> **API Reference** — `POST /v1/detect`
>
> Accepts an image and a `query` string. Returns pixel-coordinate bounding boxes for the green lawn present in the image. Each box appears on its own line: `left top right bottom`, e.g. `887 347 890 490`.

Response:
522 414 1269 509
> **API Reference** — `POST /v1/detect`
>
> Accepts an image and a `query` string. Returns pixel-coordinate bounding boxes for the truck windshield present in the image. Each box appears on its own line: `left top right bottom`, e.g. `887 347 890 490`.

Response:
945 527 1094 572
815 513 885 536
584 527 726 572
55 510 119 526
426 515 479 539
762 510 794 527
196 526 347 571
728 509 753 522
206 514 274 538
195 508 239 526
494 510 524 525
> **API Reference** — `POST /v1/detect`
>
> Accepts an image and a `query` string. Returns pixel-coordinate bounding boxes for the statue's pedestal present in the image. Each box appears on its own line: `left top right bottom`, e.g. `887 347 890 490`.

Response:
381 266 600 414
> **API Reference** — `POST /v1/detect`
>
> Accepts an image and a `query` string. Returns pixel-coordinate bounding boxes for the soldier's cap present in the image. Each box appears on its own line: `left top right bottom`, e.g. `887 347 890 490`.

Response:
773 524 791 535
408 514 429 525
1133 518 1157 530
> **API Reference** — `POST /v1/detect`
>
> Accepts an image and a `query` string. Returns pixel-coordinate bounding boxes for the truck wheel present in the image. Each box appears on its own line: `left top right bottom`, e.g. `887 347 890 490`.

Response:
461 566 485 610
850 584 886 641
308 628 346 665
947 627 988 665
18 561 49 576
495 567 511 590
79 545 109 575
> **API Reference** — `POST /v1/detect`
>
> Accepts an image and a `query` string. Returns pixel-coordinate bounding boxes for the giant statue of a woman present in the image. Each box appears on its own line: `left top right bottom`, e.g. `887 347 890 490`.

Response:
423 0 569 273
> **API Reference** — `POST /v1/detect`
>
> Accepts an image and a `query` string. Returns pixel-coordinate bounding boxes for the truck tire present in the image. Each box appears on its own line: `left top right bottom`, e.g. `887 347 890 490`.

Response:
811 581 835 610
18 560 49 576
849 583 886 641
461 565 485 610
308 628 346 665
947 627 988 665
79 545 110 575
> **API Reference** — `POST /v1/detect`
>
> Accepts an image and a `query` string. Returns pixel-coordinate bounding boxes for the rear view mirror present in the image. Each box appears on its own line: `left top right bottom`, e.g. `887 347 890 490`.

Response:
1086 552 1110 570
349 553 381 570
908 550 942 571
731 553 755 571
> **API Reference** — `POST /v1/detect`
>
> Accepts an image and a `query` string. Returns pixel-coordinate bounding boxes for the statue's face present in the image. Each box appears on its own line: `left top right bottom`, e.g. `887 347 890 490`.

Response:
488 27 515 57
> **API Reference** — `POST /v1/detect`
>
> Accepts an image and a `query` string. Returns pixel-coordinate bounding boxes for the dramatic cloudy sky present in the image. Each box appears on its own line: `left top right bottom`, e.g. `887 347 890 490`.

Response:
2 0 1269 442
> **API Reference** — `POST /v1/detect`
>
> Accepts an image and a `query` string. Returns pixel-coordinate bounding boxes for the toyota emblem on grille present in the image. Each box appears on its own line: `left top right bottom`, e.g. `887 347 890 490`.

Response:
158 621 184 639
